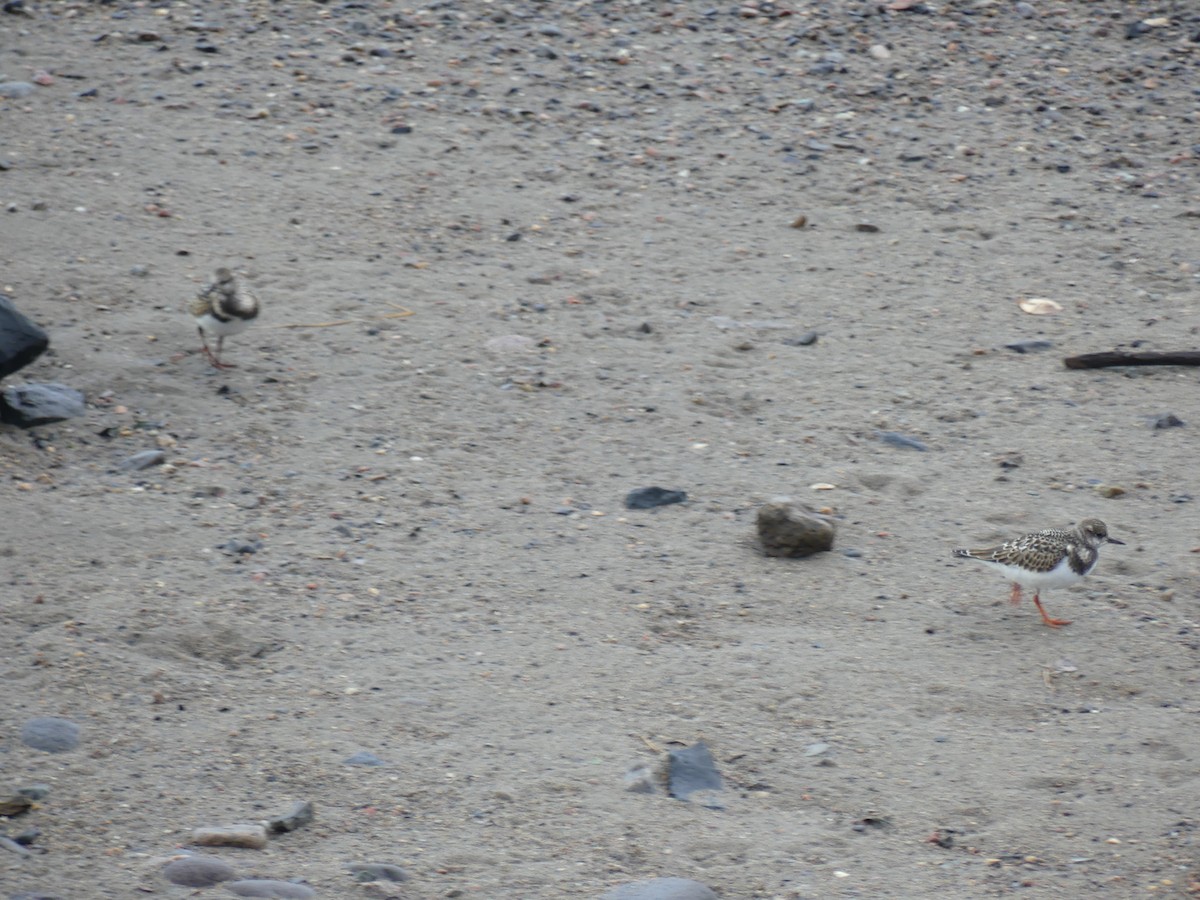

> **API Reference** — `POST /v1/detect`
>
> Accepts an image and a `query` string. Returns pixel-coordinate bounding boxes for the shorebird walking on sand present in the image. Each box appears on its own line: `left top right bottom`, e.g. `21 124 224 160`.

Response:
953 518 1124 628
190 267 259 369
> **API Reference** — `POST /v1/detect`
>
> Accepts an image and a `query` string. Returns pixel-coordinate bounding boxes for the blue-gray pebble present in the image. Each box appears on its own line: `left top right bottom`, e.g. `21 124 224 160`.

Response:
20 717 80 753
225 880 316 899
346 862 408 883
600 877 719 900
163 856 238 887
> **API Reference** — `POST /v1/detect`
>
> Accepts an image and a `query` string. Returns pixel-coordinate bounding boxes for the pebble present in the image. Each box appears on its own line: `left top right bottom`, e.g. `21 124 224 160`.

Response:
756 499 835 558
192 824 269 849
20 716 81 753
120 449 166 471
163 855 238 887
225 880 315 899
266 800 314 834
0 81 35 99
875 431 928 452
0 793 32 815
624 486 687 509
344 750 387 766
1005 339 1053 353
1153 413 1184 429
0 383 85 427
666 741 722 802
0 296 49 378
600 877 719 900
623 764 658 794
345 862 409 883
782 330 818 346
804 742 831 757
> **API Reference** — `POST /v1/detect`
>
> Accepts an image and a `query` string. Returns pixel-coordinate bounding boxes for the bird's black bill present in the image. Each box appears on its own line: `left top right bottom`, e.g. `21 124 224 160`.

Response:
1107 537 1125 545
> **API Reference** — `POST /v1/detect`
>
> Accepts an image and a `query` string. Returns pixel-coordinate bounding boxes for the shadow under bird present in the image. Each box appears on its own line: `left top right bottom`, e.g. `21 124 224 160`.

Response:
952 518 1124 628
190 267 259 369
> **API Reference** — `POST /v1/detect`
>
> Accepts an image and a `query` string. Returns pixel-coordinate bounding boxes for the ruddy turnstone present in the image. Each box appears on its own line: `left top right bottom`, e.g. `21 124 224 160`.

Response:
190 267 259 369
952 518 1124 628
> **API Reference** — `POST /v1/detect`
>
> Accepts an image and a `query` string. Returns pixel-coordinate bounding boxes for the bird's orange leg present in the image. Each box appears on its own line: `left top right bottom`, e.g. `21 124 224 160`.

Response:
1009 583 1023 606
199 331 235 369
1033 593 1071 628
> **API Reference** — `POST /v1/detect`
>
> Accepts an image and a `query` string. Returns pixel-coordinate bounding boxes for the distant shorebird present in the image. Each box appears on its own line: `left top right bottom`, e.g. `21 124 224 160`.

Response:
952 518 1124 628
190 267 259 369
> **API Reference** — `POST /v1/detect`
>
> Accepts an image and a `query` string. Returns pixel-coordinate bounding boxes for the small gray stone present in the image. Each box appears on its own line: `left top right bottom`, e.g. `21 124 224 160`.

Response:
120 449 166 471
1154 413 1184 429
163 855 238 887
783 330 818 346
343 750 386 766
20 717 80 753
667 741 722 802
345 862 409 883
0 81 35 99
875 431 928 452
1005 339 1053 353
225 880 315 899
600 877 719 900
623 764 658 794
625 486 687 510
804 742 830 757
266 800 314 834
756 499 835 558
1 383 85 427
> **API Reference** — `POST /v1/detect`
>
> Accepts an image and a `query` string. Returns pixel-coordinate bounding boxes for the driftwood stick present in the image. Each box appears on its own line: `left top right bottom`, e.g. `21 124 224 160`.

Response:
1063 350 1200 369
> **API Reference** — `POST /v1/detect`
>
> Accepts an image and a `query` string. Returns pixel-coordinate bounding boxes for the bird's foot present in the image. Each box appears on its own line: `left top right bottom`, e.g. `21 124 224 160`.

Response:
1033 596 1071 628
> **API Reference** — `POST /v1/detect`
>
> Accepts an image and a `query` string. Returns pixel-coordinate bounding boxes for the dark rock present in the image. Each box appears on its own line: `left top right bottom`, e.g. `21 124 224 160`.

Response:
1005 339 1053 353
756 499 835 557
266 800 314 834
19 717 80 753
1 383 84 427
667 741 722 801
875 431 928 452
345 862 409 883
600 877 719 900
162 855 238 887
0 793 32 816
624 486 687 510
1154 413 1184 429
0 296 48 377
225 881 315 899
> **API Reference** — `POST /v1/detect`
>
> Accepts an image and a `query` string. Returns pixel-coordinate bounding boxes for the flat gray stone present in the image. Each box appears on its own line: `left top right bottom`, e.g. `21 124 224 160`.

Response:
19 717 80 753
600 877 719 900
345 862 408 883
225 880 315 899
163 856 238 887
1 383 85 427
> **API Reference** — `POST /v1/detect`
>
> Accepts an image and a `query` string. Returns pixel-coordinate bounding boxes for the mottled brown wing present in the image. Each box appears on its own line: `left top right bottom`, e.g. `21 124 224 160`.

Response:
188 291 213 318
974 529 1071 573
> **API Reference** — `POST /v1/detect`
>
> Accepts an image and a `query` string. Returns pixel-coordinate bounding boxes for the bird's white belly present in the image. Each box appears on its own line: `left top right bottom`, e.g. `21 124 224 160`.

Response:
197 312 251 339
987 555 1092 592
